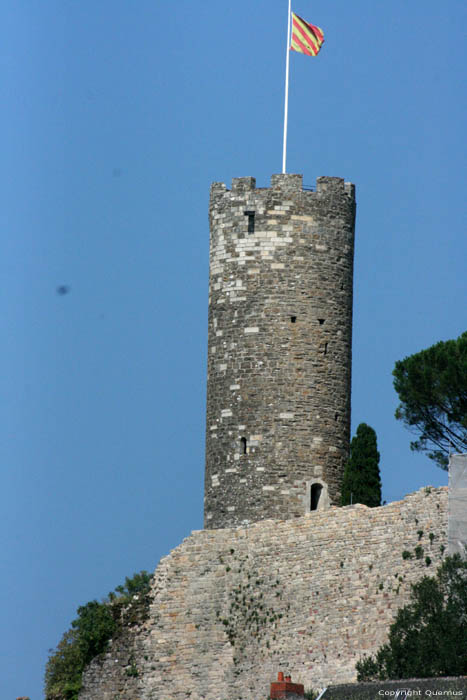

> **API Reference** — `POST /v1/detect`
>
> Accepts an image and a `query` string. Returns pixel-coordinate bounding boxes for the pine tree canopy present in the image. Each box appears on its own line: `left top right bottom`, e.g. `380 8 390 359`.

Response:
393 331 467 469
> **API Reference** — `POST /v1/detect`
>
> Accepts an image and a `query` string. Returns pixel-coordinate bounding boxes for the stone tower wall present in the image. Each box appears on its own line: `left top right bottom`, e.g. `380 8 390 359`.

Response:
79 488 448 700
205 174 356 529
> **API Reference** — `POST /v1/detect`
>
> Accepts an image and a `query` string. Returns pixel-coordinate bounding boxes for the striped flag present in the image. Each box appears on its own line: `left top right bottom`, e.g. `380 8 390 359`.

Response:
290 13 324 57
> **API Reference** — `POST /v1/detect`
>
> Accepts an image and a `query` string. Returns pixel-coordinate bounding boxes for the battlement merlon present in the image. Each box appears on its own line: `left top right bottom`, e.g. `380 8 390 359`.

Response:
210 173 355 202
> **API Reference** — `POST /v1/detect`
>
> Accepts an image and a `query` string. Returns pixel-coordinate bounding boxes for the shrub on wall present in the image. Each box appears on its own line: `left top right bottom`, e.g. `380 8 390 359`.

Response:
45 571 152 700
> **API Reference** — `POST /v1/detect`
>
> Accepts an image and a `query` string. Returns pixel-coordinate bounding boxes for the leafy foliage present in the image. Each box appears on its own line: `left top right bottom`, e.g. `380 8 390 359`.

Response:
72 600 116 665
114 570 152 600
44 630 84 700
341 423 382 507
45 571 152 700
356 555 467 681
393 331 467 468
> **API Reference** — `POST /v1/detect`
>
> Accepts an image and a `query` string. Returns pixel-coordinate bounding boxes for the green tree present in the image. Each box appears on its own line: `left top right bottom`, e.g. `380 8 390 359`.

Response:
45 602 116 700
393 331 467 469
45 571 152 700
72 600 116 665
114 570 152 601
356 554 467 681
44 630 84 700
341 423 381 507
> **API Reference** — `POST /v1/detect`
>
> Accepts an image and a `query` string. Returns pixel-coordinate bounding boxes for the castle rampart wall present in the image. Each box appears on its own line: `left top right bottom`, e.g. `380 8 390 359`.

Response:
79 487 447 700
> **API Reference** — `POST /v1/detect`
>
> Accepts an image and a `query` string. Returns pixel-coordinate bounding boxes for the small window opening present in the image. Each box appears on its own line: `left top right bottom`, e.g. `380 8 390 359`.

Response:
324 342 328 355
240 437 247 454
318 318 325 326
290 316 297 323
310 483 323 511
244 210 255 234
335 412 339 421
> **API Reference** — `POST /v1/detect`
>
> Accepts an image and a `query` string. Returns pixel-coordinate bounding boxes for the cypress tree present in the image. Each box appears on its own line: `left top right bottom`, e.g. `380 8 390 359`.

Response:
341 423 382 507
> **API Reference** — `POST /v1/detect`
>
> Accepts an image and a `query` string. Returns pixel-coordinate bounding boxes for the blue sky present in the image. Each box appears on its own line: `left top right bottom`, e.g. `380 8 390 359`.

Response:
1 1 465 697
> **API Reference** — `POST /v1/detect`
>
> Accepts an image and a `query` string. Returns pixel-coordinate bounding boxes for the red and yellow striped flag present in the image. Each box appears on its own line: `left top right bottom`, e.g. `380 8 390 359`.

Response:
290 13 324 57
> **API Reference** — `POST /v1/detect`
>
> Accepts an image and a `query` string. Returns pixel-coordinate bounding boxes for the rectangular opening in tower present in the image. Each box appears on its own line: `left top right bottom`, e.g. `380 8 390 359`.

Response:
244 210 255 234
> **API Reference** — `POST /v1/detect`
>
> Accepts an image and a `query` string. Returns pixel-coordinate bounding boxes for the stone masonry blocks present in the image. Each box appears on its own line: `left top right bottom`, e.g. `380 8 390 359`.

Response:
204 174 356 529
79 488 448 700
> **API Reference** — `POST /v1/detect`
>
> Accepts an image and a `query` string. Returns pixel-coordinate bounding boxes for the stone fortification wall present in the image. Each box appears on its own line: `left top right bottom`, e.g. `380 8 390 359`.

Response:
79 488 447 700
205 174 356 529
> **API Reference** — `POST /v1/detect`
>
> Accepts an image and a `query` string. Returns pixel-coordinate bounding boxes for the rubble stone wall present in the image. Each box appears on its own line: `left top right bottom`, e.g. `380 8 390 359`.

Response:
79 487 447 700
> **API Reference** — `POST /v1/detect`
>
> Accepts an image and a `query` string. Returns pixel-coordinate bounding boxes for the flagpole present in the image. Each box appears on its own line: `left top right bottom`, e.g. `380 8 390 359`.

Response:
282 0 292 174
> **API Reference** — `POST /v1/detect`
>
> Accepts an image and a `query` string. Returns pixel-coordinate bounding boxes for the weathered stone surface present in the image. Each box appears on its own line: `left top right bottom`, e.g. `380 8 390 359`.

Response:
79 487 447 700
77 178 451 700
205 174 356 529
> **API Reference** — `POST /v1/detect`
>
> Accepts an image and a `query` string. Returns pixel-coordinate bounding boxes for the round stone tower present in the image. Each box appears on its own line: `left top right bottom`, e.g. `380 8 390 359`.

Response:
204 173 356 529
